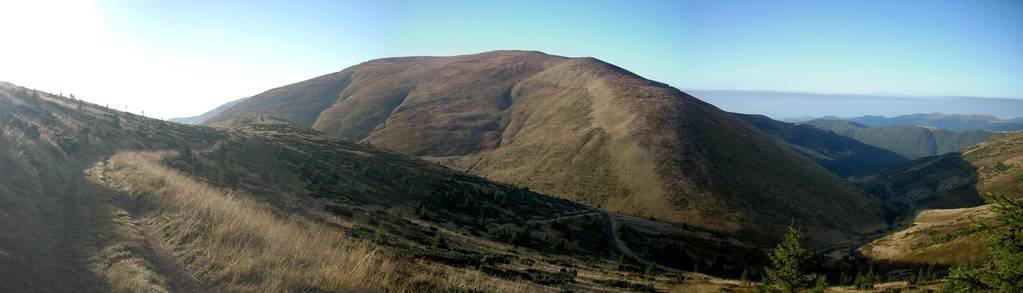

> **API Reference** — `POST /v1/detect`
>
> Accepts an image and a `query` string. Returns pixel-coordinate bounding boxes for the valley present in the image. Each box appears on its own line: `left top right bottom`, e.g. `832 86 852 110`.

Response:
1 52 1020 292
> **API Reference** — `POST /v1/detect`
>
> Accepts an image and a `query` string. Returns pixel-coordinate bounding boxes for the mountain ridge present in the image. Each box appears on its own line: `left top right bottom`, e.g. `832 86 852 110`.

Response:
203 50 887 246
689 90 1023 121
805 119 1002 159
168 97 247 125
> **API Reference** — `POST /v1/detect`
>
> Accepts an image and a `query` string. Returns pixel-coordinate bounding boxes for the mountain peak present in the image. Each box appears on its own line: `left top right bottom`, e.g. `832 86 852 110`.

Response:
203 51 886 246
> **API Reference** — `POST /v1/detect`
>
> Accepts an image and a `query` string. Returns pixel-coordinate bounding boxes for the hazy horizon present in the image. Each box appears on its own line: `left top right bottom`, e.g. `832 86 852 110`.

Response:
1 0 1021 119
689 89 1023 120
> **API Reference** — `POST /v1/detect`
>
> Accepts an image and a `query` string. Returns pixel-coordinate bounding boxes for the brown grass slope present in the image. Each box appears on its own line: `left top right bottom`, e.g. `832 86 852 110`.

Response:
1 81 770 291
859 205 991 265
0 82 570 291
206 50 886 246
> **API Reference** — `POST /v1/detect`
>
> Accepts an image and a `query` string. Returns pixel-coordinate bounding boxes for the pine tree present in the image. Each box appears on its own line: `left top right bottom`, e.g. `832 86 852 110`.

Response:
476 213 486 228
300 153 315 180
374 225 385 240
416 203 428 219
945 192 1023 292
854 267 878 290
740 269 751 287
258 154 272 181
179 138 194 164
838 271 850 286
752 274 773 293
765 222 813 292
907 267 922 286
923 264 935 282
810 274 828 293
214 144 236 187
431 231 446 249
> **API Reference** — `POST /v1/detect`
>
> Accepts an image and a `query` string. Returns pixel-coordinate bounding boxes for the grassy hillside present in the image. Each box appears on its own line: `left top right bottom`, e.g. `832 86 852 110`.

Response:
851 131 1023 212
1 81 782 291
205 50 886 247
733 113 908 177
859 205 990 266
806 119 1002 159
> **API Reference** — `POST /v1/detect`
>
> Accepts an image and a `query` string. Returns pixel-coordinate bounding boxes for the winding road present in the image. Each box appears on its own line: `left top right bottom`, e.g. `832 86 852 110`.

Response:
598 210 623 256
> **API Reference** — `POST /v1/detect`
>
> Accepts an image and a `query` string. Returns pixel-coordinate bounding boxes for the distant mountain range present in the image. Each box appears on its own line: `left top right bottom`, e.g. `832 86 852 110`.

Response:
733 113 908 177
804 119 1002 159
689 90 1023 121
169 97 247 125
842 113 1023 132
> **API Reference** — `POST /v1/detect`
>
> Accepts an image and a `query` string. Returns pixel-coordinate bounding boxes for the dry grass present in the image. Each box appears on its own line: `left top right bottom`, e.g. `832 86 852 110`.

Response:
103 151 538 292
859 205 992 265
106 151 397 291
0 117 31 165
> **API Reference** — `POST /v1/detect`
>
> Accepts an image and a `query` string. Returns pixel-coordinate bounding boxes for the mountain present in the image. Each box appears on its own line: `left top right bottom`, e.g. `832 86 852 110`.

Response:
732 113 908 177
805 119 1002 159
204 50 886 246
688 90 1023 122
847 113 1023 132
850 131 1023 212
168 97 247 125
2 81 785 292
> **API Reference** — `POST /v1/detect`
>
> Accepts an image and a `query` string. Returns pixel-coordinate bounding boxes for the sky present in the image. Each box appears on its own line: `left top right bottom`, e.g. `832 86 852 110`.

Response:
0 0 1020 119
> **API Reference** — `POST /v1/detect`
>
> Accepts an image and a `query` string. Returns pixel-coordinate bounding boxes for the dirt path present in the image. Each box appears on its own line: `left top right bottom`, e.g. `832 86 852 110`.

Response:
492 207 647 263
595 210 676 271
490 209 596 226
97 160 200 292
527 210 597 225
136 217 200 293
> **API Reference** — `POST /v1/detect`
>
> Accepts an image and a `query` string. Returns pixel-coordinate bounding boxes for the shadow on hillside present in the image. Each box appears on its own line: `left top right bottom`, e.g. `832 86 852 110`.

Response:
857 153 984 222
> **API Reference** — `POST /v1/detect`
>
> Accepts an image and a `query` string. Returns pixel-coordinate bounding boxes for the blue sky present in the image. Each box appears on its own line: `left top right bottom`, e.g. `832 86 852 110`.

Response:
0 0 1020 118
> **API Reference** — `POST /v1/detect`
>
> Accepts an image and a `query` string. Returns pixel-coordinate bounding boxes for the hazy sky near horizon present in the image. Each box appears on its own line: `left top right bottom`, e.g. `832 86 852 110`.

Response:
0 0 1021 118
